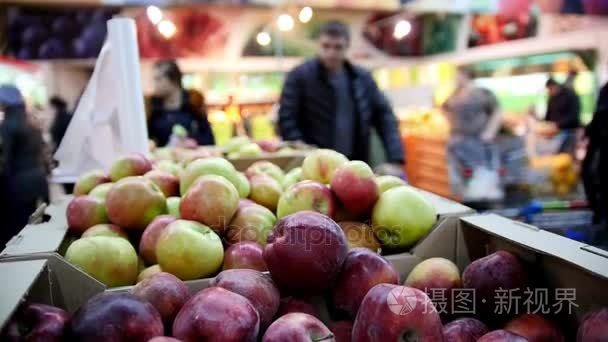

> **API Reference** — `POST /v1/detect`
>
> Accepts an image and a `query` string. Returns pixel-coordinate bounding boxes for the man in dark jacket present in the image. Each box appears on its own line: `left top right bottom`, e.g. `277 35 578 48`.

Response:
582 83 608 226
545 78 581 154
278 21 404 168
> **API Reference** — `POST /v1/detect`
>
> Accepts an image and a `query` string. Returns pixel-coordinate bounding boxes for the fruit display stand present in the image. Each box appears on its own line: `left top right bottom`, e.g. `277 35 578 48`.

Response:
0 256 104 331
0 185 472 292
409 214 608 337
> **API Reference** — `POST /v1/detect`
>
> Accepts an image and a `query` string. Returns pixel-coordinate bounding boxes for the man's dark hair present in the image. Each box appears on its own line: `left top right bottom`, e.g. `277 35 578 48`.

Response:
546 77 559 87
49 96 67 110
155 60 183 88
320 20 350 41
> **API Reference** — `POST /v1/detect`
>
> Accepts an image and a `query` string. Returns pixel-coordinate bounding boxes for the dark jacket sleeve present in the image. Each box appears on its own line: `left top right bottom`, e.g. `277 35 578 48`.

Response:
368 75 405 164
193 113 215 146
278 69 304 141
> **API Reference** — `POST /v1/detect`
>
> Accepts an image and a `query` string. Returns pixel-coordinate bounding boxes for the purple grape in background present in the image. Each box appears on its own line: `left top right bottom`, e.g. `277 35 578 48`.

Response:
17 47 37 60
39 38 69 59
53 16 81 38
21 25 48 47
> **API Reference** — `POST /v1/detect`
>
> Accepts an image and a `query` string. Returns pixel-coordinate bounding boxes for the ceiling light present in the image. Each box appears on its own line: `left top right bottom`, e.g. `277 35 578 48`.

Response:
299 7 313 23
277 14 294 32
158 19 177 39
146 6 163 25
393 20 412 39
256 31 272 46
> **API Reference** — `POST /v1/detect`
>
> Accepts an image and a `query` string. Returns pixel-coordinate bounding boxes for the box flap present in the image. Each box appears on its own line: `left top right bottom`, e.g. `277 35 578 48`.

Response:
416 189 474 217
461 214 608 280
1 197 71 258
0 259 48 328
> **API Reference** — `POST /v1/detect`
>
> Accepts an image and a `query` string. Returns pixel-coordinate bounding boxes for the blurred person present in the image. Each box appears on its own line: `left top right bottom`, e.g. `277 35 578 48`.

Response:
49 96 72 152
545 77 581 154
148 60 214 147
0 85 49 247
442 67 503 197
278 21 404 170
582 81 608 226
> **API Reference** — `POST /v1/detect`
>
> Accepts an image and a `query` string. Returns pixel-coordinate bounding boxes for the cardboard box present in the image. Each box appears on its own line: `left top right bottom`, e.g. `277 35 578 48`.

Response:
408 214 608 336
0 254 105 331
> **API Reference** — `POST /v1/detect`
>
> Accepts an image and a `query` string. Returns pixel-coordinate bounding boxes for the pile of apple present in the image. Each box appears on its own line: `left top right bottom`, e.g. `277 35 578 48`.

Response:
62 148 438 288
6 236 608 340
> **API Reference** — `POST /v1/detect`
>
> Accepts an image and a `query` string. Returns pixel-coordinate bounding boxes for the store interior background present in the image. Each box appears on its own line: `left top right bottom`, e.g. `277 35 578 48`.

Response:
2 0 608 236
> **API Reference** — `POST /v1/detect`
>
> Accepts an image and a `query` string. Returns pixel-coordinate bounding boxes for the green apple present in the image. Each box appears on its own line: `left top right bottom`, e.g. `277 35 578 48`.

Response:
249 174 282 212
89 182 114 201
237 143 263 158
371 186 437 250
282 167 302 190
276 180 336 219
376 175 407 194
74 170 110 196
225 136 251 154
166 197 181 218
156 160 183 177
245 161 285 184
65 236 138 287
301 149 348 184
236 172 251 198
155 220 224 280
180 157 240 195
137 264 163 283
225 202 276 246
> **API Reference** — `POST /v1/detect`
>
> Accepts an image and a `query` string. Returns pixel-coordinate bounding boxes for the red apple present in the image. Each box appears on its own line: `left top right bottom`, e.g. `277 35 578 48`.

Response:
74 170 110 196
66 195 108 234
462 251 528 320
405 257 461 311
139 215 177 265
71 292 163 341
210 269 280 330
81 223 126 239
4 303 69 342
180 175 239 233
330 321 353 342
105 177 167 230
301 149 349 184
276 297 321 319
262 313 333 342
110 153 153 182
505 314 564 342
443 318 489 342
276 181 336 219
249 174 283 211
478 330 528 342
352 284 444 342
148 337 182 342
577 308 608 342
264 211 348 295
223 241 267 271
338 221 380 251
256 139 281 152
332 248 400 317
145 170 179 197
131 272 190 327
331 161 379 217
173 287 260 342
225 202 276 246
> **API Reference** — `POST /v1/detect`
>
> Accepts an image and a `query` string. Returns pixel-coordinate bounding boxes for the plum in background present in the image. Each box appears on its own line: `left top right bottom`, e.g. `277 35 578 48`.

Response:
443 318 489 342
39 38 69 59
